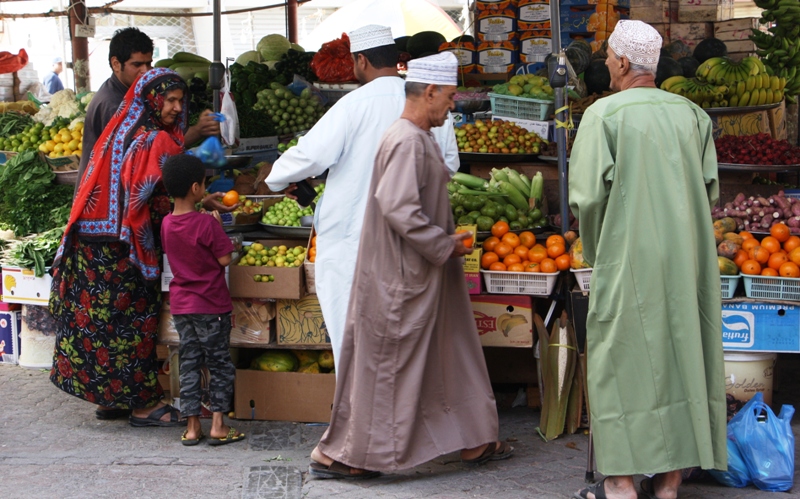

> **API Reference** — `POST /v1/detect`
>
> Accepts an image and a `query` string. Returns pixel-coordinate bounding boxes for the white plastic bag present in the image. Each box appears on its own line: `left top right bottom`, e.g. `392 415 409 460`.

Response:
220 69 239 146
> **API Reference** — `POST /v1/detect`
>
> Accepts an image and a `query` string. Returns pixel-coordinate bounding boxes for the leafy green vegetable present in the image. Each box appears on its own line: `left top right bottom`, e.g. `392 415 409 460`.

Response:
0 111 34 137
1 226 64 276
0 150 74 236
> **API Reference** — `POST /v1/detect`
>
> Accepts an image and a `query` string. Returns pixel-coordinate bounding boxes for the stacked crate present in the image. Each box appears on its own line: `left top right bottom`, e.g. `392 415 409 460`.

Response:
560 0 631 52
629 0 678 42
713 18 764 61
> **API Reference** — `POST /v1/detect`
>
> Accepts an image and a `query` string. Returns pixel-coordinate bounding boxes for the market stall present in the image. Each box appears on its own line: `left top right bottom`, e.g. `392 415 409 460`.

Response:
0 0 798 453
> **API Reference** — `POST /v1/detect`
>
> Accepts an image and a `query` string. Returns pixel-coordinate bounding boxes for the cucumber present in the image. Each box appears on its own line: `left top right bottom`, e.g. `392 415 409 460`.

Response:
169 62 210 71
154 58 174 68
171 51 211 64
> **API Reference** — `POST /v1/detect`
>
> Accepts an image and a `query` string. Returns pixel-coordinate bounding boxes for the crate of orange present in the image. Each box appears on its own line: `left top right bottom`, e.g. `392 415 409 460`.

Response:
479 222 567 296
734 223 800 301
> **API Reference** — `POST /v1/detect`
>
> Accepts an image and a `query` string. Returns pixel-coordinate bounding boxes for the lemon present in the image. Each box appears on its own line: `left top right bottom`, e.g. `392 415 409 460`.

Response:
68 139 79 151
60 132 72 143
45 140 56 152
54 143 64 153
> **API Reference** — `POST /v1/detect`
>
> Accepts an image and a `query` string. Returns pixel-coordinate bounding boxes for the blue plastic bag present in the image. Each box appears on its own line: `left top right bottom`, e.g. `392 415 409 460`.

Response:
708 437 752 488
728 392 795 492
187 136 226 168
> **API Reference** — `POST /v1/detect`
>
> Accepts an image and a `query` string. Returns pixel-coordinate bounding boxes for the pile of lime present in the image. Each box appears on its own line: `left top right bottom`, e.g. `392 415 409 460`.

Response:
277 137 298 153
238 242 307 269
1 117 78 156
261 183 325 226
253 86 326 135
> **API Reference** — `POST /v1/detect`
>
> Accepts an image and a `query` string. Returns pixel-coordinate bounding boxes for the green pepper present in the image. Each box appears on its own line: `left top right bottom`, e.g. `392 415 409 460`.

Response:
517 214 529 227
453 206 466 218
457 215 474 225
510 221 523 230
468 211 482 221
505 204 518 222
476 216 494 232
480 203 498 219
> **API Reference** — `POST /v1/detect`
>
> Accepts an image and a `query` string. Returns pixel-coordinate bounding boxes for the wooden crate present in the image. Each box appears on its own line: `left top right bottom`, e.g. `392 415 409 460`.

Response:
629 0 678 23
678 0 734 22
650 22 671 43
670 21 714 49
714 18 762 55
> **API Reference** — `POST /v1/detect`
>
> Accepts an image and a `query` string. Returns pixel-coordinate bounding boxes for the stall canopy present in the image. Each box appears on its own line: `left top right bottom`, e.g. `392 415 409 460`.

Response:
300 0 462 51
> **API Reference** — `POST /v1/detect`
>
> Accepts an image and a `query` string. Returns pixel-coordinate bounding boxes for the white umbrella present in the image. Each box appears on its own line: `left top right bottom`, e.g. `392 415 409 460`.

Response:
301 0 463 51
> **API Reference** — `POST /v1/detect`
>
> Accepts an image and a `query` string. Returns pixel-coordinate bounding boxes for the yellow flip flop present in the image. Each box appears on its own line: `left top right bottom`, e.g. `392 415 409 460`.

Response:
208 427 245 446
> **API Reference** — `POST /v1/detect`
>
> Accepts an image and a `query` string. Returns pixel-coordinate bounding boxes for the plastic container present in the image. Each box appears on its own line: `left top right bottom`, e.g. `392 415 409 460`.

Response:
18 305 57 369
720 275 741 300
724 351 776 408
488 92 555 121
742 274 800 301
481 270 559 296
570 268 592 292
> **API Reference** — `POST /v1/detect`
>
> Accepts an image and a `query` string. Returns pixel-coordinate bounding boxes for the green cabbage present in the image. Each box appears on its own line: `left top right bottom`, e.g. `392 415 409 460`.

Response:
235 50 261 66
257 34 291 62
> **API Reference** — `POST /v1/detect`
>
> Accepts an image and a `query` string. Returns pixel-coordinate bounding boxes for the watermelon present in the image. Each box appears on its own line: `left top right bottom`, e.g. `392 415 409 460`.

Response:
678 56 700 78
655 57 684 87
584 59 611 95
693 38 728 64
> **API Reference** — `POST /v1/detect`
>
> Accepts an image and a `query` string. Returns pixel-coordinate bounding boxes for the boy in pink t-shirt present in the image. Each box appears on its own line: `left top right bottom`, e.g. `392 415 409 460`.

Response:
161 154 244 447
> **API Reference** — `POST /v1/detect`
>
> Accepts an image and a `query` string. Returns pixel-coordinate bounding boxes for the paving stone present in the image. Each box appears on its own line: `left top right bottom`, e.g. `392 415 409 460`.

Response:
242 465 303 499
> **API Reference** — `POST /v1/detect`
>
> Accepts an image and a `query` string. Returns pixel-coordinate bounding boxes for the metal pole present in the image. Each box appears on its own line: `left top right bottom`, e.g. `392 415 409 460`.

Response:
549 0 569 235
287 0 299 43
68 0 90 92
210 0 223 114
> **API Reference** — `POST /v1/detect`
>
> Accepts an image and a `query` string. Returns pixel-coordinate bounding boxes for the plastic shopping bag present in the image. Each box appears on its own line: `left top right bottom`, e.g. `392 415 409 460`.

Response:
728 392 795 492
220 68 239 146
187 136 226 168
708 437 752 488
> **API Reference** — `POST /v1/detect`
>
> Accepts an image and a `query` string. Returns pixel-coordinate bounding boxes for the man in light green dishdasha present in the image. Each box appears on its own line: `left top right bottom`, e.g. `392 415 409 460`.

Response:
568 20 727 499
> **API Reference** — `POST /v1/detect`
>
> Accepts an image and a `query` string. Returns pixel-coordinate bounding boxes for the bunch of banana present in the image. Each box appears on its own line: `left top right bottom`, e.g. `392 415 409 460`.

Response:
696 56 766 85
728 74 786 106
660 76 731 108
497 313 529 337
749 0 800 101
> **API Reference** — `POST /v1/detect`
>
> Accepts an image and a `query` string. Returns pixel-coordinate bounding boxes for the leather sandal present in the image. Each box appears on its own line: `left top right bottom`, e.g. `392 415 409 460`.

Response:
573 476 610 499
308 460 381 480
462 441 515 464
129 405 186 427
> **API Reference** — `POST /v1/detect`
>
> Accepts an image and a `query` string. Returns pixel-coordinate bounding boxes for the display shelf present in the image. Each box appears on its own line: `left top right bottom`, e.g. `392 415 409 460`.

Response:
718 163 800 173
704 102 781 116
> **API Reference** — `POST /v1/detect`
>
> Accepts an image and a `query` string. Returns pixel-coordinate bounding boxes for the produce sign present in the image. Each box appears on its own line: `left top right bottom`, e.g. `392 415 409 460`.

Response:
750 0 800 102
714 219 800 277
712 191 800 233
449 169 547 231
261 184 324 227
237 242 307 269
455 119 546 154
715 133 800 165
250 349 334 374
660 56 785 108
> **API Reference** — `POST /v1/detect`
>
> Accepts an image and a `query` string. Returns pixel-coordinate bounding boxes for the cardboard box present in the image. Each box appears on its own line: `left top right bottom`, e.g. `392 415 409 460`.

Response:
466 272 483 295
560 0 630 6
519 30 552 64
43 154 80 172
560 4 628 33
230 298 276 346
440 41 477 74
709 108 770 139
276 295 329 345
229 239 307 299
1 266 52 305
669 21 714 50
0 310 21 364
476 0 517 10
477 9 518 42
518 0 551 30
722 301 800 352
471 294 534 347
477 42 519 74
234 369 336 422
677 0 733 22
305 228 317 294
768 99 787 141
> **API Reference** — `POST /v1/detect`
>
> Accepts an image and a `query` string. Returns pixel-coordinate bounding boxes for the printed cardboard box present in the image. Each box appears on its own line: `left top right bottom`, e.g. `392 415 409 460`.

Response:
234 369 336 422
477 9 518 42
162 254 231 293
440 41 477 74
228 239 307 299
466 272 483 295
276 295 330 345
0 310 21 364
518 0 551 30
470 294 534 347
722 300 800 352
519 30 552 64
1 266 52 305
477 41 519 74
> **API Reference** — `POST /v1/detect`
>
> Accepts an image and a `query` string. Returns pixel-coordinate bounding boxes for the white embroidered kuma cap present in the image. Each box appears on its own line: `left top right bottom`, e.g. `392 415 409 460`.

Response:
348 25 395 53
406 52 458 86
608 20 662 65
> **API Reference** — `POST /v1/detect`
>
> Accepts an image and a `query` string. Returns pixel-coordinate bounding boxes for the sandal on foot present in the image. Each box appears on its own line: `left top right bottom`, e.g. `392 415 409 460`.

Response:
208 427 245 446
181 430 205 446
639 477 660 499
95 408 130 420
573 476 610 499
129 405 186 428
462 441 515 464
308 460 381 480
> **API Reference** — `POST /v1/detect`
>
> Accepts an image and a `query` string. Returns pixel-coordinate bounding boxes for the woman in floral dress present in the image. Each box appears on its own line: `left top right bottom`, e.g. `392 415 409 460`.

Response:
50 68 192 426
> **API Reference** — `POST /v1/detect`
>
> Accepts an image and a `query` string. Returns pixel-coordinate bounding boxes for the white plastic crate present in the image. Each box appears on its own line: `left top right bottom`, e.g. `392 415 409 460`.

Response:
571 268 592 292
720 275 741 300
488 93 554 121
743 274 800 301
481 270 558 296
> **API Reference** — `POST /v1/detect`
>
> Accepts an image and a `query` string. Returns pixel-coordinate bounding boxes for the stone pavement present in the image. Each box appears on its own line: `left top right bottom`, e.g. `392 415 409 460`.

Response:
2 362 800 499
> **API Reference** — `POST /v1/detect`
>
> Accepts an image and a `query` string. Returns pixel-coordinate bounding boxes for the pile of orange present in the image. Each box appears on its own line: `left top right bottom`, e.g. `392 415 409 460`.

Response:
308 235 317 263
480 221 569 273
738 224 800 277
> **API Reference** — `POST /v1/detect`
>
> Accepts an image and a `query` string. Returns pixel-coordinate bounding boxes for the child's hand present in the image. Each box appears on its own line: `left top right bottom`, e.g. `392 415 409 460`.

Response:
211 210 223 226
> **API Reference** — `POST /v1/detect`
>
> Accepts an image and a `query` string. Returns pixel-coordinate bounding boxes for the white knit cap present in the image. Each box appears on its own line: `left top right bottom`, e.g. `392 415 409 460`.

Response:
348 25 395 53
406 52 458 86
608 20 662 65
